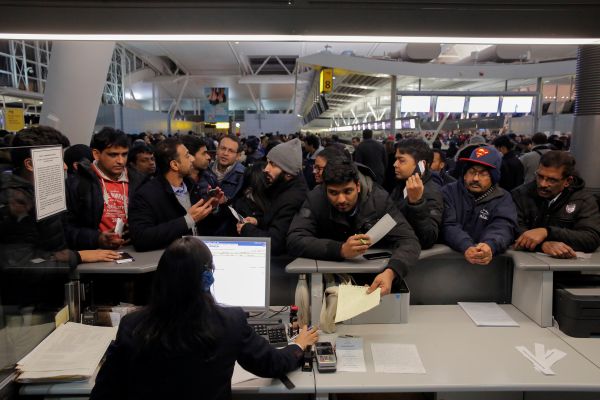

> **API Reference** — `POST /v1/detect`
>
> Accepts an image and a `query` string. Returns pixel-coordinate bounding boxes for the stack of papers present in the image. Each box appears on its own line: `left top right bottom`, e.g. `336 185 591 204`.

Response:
16 322 117 383
458 302 519 327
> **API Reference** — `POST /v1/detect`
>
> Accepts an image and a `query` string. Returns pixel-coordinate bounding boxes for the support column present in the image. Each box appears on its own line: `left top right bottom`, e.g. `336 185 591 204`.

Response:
40 41 115 145
390 75 397 136
534 77 543 134
571 45 600 193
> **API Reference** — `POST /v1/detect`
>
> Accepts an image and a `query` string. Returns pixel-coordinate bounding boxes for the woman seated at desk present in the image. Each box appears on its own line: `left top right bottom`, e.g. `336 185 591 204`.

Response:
91 237 318 400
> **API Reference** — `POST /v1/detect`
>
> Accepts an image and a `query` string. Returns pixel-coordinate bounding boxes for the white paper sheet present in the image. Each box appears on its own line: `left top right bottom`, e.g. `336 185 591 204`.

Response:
335 285 381 323
365 213 397 246
231 362 260 384
31 146 67 220
371 343 426 374
335 336 366 372
458 302 519 327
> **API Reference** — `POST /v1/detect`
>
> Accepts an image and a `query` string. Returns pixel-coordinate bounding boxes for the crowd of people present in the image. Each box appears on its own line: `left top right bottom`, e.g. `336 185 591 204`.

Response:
1 124 598 399
1 125 597 292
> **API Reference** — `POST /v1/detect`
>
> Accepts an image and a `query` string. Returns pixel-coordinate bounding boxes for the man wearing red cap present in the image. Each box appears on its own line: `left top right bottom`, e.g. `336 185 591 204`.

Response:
441 145 518 265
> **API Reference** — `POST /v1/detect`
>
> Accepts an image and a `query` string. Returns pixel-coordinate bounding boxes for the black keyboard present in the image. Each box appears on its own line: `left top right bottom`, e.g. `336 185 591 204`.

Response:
248 321 289 348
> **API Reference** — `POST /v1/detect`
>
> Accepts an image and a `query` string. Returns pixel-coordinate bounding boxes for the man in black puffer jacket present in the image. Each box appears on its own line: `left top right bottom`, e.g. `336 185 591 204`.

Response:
237 138 307 256
512 151 600 257
288 159 420 295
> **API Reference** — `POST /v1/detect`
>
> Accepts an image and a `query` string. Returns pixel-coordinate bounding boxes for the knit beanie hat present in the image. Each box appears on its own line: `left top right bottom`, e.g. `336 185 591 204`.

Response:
267 138 302 176
459 145 502 184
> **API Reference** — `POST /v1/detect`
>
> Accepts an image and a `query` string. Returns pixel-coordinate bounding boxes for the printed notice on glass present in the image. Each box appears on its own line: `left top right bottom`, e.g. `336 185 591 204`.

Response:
31 146 66 221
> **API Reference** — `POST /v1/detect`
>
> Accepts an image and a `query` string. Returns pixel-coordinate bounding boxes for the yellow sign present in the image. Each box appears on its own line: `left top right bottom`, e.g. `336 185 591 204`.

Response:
5 108 25 132
320 68 333 93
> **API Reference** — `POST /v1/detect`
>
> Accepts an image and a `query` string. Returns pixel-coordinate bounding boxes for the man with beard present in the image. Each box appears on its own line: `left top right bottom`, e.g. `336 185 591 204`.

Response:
512 151 600 258
441 145 517 265
287 159 420 296
236 138 307 256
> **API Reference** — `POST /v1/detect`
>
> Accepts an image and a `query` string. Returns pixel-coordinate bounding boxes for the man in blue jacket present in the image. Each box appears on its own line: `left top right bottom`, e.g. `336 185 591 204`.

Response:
441 145 517 265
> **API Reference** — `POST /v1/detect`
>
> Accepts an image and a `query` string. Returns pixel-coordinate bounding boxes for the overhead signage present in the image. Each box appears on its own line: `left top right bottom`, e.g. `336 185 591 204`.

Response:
320 68 333 94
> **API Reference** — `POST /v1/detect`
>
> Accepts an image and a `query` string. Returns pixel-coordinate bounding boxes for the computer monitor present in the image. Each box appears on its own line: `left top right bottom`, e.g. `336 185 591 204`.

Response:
191 236 270 312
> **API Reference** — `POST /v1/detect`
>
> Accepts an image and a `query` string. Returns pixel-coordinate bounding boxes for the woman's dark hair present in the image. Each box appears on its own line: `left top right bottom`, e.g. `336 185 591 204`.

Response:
395 138 433 166
323 158 359 186
240 161 270 213
540 150 577 178
133 237 219 355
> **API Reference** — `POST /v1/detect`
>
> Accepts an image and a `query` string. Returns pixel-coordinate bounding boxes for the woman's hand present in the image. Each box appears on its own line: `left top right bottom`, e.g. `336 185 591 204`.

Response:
293 325 319 350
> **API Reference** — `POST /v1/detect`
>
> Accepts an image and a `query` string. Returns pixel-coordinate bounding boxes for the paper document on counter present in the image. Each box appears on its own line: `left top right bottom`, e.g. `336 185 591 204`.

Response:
336 336 366 372
459 302 519 327
16 322 116 382
371 343 426 374
335 285 381 323
232 362 260 384
365 213 397 246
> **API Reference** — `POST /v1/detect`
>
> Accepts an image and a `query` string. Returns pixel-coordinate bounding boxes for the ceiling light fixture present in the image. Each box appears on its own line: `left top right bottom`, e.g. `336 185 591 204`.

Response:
0 33 598 45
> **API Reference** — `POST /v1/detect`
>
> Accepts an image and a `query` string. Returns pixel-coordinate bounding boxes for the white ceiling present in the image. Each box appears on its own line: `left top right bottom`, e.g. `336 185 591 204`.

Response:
120 41 579 120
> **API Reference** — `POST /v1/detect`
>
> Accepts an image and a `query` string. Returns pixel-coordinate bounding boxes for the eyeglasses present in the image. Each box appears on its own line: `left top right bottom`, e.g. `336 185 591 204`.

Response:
313 165 325 173
465 168 490 179
218 146 237 155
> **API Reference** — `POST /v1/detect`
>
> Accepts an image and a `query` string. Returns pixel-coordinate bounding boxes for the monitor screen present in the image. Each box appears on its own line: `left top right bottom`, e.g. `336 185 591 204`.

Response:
468 96 500 113
400 96 431 113
435 96 465 113
501 96 534 113
192 236 270 311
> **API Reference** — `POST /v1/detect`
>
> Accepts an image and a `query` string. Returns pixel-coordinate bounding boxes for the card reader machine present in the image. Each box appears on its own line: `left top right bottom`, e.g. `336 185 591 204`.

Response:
315 342 337 373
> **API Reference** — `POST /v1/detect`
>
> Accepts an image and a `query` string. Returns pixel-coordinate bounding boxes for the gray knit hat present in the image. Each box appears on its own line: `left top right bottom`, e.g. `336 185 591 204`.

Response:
267 138 302 176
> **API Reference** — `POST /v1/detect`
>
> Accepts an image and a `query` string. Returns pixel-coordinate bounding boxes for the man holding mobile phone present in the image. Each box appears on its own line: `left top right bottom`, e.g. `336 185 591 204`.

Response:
390 138 444 249
129 139 224 251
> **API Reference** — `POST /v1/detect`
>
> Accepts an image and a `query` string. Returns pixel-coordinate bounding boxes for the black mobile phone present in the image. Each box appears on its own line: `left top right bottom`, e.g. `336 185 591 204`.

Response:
363 251 392 260
206 188 218 198
116 252 135 264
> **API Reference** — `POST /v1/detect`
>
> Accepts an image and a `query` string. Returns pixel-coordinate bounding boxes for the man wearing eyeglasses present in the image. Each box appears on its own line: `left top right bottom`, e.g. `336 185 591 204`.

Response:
441 145 518 265
511 151 600 258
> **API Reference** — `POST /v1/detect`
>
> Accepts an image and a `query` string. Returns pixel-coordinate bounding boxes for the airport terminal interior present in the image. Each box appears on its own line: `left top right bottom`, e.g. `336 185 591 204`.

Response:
1 1 600 399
